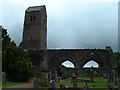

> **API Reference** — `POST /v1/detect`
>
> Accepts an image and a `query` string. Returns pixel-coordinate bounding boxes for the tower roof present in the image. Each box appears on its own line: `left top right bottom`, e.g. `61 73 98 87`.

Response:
26 5 45 12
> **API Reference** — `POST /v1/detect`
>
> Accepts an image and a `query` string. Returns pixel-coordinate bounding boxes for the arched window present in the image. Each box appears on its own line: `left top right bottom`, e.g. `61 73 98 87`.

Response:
83 60 99 68
62 60 75 68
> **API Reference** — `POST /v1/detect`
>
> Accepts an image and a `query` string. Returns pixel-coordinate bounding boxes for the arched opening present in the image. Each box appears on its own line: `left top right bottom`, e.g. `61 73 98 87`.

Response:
62 60 75 68
83 60 100 77
54 60 75 78
83 60 99 68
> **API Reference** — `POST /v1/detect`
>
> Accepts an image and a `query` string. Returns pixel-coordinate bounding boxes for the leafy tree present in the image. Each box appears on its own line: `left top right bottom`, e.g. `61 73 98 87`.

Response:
113 52 120 68
2 27 11 50
2 27 33 82
113 52 120 84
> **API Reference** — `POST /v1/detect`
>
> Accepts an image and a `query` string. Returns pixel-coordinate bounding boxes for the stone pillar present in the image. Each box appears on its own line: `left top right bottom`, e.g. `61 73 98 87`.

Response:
110 69 117 86
72 73 77 87
33 50 49 88
48 72 51 82
40 50 49 87
103 67 109 79
89 66 94 83
55 71 57 81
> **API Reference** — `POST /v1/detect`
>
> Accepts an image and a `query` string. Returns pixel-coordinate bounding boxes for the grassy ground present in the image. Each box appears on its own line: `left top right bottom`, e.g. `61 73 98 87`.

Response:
0 77 115 88
0 82 28 88
55 77 114 88
0 77 34 88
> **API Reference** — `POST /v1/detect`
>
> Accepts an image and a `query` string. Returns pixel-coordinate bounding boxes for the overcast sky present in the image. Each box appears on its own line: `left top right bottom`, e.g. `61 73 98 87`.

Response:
0 0 118 52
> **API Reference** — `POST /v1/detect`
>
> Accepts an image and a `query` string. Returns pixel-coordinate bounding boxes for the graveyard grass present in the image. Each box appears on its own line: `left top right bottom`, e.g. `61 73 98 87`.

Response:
55 77 113 88
0 82 27 87
0 77 115 88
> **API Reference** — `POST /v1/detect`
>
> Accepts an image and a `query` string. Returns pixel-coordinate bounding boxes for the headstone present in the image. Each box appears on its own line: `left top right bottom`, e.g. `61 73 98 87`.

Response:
72 73 77 87
111 69 117 85
2 72 6 84
33 71 49 88
50 80 55 88
0 73 2 84
55 71 58 81
33 78 39 88
41 71 49 87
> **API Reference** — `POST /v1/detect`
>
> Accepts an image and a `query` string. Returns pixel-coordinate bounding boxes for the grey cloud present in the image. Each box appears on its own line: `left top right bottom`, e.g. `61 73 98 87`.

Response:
1 1 118 52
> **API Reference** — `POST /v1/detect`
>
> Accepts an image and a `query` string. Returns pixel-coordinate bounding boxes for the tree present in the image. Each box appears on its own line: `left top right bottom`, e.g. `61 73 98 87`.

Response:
113 52 120 85
2 27 33 82
113 52 120 68
2 27 11 50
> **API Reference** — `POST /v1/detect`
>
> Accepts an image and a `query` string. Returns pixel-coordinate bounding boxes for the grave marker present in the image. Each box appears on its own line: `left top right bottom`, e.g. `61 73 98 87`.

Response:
2 72 6 84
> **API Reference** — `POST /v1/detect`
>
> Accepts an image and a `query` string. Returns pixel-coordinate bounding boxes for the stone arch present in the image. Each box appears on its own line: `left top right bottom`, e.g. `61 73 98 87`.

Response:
78 51 109 68
62 60 75 68
81 58 104 68
83 60 99 68
48 52 76 71
76 50 112 76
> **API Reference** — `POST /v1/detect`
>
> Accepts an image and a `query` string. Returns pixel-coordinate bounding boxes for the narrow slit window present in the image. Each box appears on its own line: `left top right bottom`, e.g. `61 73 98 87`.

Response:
31 16 32 21
34 16 36 21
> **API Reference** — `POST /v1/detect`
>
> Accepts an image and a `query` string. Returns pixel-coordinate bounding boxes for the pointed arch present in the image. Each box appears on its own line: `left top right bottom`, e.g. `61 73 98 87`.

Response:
48 52 76 71
83 60 99 68
62 60 75 68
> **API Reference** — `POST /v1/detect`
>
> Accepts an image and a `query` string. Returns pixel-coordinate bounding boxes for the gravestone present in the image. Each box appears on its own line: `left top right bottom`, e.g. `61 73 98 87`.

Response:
2 72 6 84
111 69 117 86
50 80 55 88
33 78 39 88
0 73 2 84
55 71 57 81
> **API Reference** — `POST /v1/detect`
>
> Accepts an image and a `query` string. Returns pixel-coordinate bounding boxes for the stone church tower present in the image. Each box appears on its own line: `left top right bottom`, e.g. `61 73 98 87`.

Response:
21 5 47 50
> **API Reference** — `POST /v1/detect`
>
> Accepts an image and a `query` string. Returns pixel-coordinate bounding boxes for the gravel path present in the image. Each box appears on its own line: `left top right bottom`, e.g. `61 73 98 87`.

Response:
5 82 33 88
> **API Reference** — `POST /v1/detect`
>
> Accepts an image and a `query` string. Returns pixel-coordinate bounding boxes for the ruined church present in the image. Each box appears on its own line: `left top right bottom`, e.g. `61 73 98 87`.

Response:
21 5 115 78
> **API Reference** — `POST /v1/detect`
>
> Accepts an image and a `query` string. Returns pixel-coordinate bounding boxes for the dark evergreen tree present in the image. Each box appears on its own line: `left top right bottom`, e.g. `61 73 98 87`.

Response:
2 27 33 82
2 27 11 50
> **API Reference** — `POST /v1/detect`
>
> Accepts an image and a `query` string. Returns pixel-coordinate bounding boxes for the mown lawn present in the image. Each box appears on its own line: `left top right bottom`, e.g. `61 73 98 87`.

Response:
0 82 27 87
55 77 113 88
